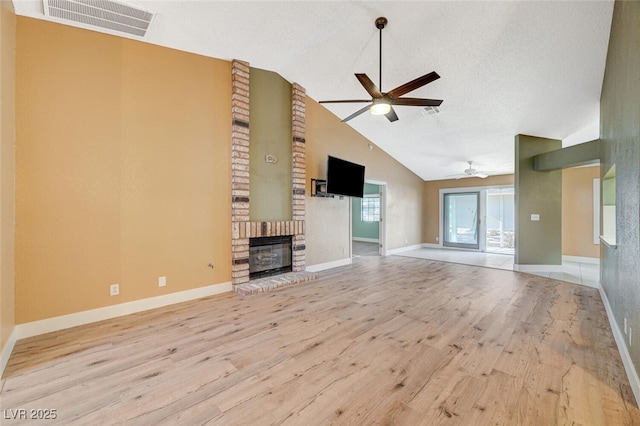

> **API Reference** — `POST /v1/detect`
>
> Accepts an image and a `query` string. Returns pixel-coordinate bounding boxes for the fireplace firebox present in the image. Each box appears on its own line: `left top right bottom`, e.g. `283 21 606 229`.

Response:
249 236 292 279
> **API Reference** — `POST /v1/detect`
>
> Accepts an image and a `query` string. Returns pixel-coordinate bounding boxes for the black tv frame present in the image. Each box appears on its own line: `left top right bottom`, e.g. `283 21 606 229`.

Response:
326 155 365 198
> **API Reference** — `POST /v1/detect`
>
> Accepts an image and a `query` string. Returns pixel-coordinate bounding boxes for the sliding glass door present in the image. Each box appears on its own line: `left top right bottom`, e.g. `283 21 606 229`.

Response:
485 187 515 254
443 192 480 249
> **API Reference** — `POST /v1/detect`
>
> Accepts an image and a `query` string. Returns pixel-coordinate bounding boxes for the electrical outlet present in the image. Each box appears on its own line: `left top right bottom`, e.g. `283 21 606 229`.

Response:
625 318 628 335
343 247 346 255
110 284 119 296
159 276 166 287
436 236 439 242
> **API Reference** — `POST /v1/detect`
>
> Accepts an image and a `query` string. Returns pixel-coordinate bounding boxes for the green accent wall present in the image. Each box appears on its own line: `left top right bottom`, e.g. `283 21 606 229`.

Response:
249 68 292 221
515 134 562 265
534 139 601 171
352 183 380 240
600 1 640 373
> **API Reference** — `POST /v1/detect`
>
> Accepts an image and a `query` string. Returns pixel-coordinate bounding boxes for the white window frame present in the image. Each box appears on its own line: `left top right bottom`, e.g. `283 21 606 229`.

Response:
361 194 380 222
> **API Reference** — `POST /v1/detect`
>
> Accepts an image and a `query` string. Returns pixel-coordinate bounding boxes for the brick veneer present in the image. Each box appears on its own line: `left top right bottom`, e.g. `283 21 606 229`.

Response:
230 60 307 285
291 83 307 272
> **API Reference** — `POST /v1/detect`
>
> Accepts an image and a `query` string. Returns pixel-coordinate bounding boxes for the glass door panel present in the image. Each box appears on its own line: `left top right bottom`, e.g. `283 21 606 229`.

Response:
443 192 480 249
486 187 515 254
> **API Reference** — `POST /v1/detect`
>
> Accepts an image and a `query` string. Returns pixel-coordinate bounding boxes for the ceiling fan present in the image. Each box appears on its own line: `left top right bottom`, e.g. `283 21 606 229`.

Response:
449 161 490 179
320 17 443 123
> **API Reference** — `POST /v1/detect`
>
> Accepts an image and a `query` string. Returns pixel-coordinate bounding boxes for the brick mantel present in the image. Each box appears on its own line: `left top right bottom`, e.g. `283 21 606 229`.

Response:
230 60 307 285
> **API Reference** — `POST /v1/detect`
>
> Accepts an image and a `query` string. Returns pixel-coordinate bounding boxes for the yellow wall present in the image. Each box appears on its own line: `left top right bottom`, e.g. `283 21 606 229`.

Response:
0 0 16 350
422 175 515 244
306 99 424 265
15 18 231 323
562 165 600 258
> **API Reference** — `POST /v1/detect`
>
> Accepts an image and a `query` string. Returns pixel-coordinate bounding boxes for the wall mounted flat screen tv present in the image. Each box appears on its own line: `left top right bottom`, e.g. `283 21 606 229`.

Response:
326 155 365 198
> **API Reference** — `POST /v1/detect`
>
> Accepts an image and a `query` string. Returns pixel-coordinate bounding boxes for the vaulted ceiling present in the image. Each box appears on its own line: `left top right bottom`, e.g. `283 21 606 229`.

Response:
13 0 613 180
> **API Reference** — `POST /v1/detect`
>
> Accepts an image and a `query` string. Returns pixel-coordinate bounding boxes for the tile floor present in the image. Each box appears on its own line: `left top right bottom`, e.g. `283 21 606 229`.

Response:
397 247 600 288
530 260 600 288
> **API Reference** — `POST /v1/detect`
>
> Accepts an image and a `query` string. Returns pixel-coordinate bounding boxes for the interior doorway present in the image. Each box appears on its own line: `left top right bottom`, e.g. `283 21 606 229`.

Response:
352 182 385 258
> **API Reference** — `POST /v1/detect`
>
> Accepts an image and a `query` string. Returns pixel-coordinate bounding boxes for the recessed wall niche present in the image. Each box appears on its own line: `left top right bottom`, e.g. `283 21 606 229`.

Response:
601 164 616 247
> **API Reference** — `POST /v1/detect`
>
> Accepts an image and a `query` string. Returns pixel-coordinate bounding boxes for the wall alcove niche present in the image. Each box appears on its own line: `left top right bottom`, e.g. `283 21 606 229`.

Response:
601 164 617 248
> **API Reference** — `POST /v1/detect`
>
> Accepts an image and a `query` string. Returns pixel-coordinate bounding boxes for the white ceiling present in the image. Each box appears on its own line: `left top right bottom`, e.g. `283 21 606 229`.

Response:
13 0 613 181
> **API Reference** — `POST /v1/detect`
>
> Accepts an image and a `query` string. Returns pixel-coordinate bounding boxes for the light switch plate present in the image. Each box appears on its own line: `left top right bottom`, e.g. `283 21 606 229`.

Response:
531 214 540 221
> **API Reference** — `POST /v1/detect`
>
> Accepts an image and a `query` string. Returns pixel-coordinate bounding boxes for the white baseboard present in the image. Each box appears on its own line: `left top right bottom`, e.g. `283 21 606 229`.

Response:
577 280 600 290
0 328 17 378
562 255 600 265
598 283 640 406
352 237 379 243
513 264 563 273
15 281 232 340
421 243 441 249
386 243 428 255
306 257 351 273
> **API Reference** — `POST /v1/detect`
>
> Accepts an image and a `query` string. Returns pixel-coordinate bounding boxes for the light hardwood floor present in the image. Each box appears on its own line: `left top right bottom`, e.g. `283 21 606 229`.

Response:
2 256 638 425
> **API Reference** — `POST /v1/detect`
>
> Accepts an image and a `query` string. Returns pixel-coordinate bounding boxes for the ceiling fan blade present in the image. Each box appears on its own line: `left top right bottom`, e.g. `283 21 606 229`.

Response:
392 98 443 107
355 74 382 98
387 71 440 99
385 107 399 122
456 175 472 180
319 99 372 104
476 173 489 179
341 104 372 122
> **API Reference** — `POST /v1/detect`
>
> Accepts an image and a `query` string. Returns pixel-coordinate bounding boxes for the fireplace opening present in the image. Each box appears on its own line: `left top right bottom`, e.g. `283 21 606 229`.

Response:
249 236 292 279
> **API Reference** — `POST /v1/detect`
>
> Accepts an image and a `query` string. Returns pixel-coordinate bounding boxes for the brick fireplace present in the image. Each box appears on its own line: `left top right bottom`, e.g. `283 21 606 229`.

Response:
249 235 292 279
230 60 307 286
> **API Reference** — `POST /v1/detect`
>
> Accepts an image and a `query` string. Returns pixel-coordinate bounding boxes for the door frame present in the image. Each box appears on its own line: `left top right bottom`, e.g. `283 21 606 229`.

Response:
439 184 513 252
442 191 481 250
350 180 387 257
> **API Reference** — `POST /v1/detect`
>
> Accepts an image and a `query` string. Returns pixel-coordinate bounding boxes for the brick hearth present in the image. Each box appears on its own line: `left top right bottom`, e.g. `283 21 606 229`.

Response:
234 271 319 297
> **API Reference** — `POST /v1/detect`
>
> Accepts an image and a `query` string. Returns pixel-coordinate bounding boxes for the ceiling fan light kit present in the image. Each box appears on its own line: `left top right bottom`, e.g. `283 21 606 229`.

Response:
370 101 391 115
320 17 443 123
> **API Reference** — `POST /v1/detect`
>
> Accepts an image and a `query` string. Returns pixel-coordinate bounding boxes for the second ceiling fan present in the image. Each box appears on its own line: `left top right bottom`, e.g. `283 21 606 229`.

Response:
320 17 443 123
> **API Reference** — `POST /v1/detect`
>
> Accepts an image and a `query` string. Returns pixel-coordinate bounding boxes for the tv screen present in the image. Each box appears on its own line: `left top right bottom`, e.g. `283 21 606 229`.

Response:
326 155 365 198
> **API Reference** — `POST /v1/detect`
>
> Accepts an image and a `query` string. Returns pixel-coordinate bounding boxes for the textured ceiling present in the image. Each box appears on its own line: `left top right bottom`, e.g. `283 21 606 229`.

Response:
13 0 613 181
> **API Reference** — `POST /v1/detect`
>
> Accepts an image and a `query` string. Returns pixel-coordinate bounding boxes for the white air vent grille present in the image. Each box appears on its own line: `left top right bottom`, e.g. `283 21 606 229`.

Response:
421 106 441 117
43 0 155 37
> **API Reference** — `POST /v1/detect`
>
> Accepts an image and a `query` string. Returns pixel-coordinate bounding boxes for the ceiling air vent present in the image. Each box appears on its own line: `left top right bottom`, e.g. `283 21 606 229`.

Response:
43 0 155 37
423 106 441 115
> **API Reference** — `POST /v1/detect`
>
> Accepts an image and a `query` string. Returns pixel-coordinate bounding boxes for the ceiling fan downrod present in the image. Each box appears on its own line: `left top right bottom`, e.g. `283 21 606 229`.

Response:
375 17 387 92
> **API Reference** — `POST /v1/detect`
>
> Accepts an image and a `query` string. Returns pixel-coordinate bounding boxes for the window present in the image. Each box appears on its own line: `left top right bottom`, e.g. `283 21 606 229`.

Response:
361 194 380 222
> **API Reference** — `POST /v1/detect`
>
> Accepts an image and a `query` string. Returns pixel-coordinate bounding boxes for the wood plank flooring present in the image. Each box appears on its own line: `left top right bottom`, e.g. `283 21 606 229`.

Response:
2 256 638 425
